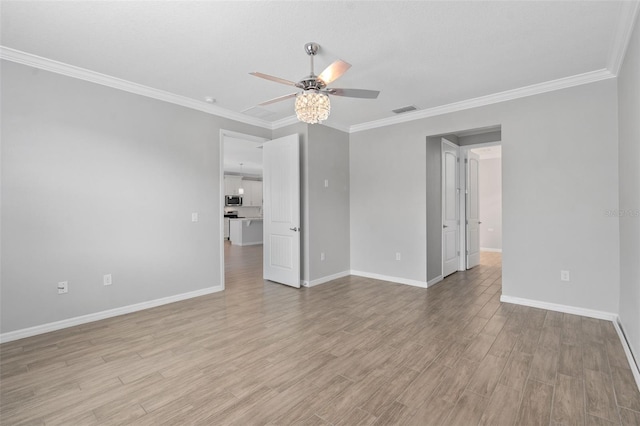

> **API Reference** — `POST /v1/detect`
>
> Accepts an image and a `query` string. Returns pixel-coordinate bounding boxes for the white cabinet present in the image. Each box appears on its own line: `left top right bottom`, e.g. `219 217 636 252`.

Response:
224 176 243 196
244 180 263 207
224 176 262 205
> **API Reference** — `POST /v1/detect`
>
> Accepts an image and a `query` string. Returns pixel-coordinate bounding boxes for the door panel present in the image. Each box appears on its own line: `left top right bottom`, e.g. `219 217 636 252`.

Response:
466 151 481 268
442 139 459 278
263 134 300 288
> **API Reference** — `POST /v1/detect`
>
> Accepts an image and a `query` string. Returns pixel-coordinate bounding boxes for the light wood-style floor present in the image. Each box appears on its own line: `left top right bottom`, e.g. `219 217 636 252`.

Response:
1 244 639 425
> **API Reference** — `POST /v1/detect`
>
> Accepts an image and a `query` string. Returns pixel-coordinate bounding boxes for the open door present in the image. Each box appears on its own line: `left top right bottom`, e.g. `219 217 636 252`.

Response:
442 139 459 278
263 134 300 288
466 150 481 269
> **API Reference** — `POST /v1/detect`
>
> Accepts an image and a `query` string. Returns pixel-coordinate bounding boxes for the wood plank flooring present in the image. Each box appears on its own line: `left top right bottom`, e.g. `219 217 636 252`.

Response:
1 244 639 425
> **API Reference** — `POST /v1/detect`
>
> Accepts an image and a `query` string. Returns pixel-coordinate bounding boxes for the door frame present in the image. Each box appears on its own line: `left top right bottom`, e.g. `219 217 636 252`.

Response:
459 141 502 269
219 129 270 290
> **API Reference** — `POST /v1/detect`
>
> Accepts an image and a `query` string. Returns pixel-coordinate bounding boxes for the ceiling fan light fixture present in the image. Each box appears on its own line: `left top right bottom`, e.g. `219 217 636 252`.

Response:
295 91 330 124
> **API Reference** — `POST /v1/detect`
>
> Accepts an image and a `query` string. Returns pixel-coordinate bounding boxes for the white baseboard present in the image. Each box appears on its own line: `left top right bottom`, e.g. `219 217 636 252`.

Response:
0 286 223 344
350 270 428 289
427 275 444 287
613 319 640 392
480 247 502 253
499 295 617 321
302 270 351 288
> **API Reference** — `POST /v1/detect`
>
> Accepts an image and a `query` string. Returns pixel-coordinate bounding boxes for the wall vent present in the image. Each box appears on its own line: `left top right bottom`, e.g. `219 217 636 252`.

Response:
392 105 418 114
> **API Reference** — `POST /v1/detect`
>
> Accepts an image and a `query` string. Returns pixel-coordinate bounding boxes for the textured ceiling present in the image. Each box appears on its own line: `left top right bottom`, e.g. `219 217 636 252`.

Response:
0 1 628 128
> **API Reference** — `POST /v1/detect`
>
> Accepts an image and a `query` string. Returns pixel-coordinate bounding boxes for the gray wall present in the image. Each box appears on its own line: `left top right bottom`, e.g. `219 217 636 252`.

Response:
351 79 620 314
273 123 351 283
0 61 270 333
479 157 502 250
617 18 640 365
426 136 442 281
307 125 350 281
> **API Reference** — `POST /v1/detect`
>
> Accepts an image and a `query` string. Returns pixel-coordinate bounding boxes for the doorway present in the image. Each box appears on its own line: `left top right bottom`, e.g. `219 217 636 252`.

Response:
219 130 268 290
426 126 502 285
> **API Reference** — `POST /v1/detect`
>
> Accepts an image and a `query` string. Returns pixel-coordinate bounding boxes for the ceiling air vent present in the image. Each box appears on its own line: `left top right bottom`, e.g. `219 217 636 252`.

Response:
392 105 417 114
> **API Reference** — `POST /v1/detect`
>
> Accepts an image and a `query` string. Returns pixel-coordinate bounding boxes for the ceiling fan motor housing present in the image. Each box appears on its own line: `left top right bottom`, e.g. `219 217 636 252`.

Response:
298 77 325 92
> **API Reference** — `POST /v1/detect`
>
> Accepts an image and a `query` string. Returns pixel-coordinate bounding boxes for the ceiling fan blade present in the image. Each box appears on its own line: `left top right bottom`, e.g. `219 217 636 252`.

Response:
257 93 297 106
324 88 380 99
317 60 351 85
250 72 298 87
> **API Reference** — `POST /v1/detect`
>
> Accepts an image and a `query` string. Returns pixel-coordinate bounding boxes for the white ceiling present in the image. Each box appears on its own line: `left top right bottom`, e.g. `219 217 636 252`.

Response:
472 145 502 160
0 1 634 130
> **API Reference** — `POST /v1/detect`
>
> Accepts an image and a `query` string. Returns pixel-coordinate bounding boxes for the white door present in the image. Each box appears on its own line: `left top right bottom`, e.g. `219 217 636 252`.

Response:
442 139 459 278
466 151 481 269
263 134 300 288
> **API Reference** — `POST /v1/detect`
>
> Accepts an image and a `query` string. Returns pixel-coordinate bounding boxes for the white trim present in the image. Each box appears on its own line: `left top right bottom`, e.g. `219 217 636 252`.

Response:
499 295 617 321
607 1 640 76
301 270 351 288
0 46 273 130
271 115 299 130
480 247 503 253
350 69 614 133
0 286 223 344
270 116 351 134
613 318 640 392
427 275 443 287
350 270 428 288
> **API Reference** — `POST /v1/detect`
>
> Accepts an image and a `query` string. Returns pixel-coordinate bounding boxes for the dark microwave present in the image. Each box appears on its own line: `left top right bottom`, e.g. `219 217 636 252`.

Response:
225 195 242 206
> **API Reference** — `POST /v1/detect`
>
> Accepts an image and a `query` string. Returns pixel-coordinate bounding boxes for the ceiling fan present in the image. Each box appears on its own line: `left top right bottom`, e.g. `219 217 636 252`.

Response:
249 42 380 124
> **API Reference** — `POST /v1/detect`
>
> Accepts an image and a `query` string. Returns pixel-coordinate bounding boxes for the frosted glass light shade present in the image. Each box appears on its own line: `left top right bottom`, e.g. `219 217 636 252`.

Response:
295 91 330 124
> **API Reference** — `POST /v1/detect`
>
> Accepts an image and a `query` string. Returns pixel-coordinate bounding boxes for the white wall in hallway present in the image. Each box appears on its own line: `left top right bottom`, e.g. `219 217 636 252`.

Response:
478 157 502 251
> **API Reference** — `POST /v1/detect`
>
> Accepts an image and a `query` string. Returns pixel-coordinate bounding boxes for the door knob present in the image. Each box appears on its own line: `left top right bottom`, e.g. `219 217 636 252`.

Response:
289 227 299 232
443 225 448 228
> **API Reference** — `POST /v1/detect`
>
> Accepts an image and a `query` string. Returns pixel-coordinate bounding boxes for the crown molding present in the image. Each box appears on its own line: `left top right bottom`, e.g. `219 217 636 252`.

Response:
323 121 351 134
0 45 621 136
349 68 615 133
0 46 274 130
271 115 351 134
270 115 300 130
607 0 640 76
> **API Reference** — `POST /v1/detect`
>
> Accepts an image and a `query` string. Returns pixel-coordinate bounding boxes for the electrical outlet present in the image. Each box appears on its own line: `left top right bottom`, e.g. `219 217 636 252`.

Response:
321 252 325 261
396 252 401 261
191 212 199 222
560 270 570 282
58 281 68 294
103 274 112 286
324 179 329 188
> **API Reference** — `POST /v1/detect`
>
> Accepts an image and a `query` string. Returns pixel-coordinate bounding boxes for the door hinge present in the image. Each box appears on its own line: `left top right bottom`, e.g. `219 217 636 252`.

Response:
465 158 468 164
466 250 469 255
457 251 460 256
466 220 469 225
457 158 460 163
